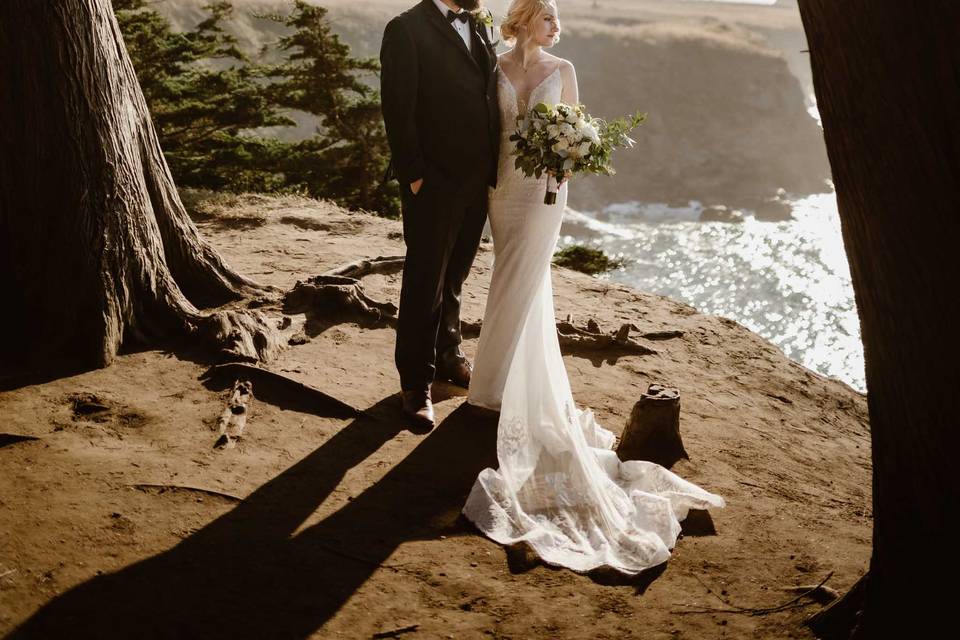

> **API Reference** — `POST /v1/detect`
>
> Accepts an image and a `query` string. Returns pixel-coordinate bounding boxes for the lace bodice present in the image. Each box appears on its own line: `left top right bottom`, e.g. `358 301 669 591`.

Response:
493 65 564 197
497 65 563 132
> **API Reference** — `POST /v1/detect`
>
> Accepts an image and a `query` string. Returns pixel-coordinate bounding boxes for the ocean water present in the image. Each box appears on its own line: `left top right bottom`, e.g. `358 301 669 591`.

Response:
560 192 866 393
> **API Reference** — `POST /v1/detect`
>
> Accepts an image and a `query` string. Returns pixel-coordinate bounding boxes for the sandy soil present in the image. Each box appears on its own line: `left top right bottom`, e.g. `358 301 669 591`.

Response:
0 194 871 639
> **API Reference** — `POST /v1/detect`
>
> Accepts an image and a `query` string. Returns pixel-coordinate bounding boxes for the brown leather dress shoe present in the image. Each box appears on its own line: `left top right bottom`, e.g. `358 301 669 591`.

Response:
436 357 472 389
401 387 435 429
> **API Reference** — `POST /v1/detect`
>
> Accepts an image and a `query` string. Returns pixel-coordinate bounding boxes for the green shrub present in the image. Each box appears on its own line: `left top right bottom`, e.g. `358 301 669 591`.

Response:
553 245 625 275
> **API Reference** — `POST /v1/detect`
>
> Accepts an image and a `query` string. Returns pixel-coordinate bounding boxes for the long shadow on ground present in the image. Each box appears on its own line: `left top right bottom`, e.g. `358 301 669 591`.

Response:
8 401 499 639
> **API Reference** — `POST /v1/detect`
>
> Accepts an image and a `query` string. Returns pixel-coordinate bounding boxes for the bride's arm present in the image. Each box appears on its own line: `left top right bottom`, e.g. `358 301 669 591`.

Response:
560 59 579 105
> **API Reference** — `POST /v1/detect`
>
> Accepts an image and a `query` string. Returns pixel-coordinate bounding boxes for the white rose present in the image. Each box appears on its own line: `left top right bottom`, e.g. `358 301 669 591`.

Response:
554 138 570 152
583 123 600 143
546 123 561 138
566 112 578 124
560 122 576 137
577 141 592 156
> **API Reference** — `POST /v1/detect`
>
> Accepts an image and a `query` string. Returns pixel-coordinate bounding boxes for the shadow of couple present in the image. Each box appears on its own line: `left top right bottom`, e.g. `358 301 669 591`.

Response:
9 392 702 638
8 398 499 639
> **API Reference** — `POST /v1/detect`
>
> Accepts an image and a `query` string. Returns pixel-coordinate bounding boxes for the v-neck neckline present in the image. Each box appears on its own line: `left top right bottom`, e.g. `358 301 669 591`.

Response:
501 65 561 114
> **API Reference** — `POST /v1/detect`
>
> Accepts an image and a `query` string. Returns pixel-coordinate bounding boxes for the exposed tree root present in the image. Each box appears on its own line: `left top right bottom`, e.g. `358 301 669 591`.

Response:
194 308 284 363
129 483 243 502
284 275 398 331
805 573 867 639
672 571 835 616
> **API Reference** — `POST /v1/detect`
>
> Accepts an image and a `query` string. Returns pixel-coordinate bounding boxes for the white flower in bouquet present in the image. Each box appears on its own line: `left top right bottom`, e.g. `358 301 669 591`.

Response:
583 122 600 143
509 101 646 204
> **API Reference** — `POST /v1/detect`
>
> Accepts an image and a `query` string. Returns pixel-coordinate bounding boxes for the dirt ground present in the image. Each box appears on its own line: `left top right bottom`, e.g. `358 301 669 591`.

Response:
0 194 871 639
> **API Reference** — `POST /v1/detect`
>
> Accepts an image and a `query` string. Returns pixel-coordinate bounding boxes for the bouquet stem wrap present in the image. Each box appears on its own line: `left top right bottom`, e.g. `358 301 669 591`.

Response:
545 174 560 205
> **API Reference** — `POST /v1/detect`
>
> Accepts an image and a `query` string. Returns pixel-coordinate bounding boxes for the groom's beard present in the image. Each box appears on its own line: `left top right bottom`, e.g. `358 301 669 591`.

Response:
453 0 481 11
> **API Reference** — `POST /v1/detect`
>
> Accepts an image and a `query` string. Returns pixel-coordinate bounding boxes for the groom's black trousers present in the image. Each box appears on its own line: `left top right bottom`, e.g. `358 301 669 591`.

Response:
395 177 488 391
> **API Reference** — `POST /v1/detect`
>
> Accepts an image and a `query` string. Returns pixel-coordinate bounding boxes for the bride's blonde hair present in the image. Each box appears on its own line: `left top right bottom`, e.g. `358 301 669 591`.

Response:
500 0 559 46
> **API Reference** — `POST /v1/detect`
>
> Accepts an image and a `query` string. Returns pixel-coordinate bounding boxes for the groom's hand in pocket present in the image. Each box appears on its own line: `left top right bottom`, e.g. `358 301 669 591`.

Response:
410 178 424 195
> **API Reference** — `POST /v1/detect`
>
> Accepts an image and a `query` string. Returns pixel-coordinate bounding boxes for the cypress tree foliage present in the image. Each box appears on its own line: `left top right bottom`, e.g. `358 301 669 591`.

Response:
266 1 398 215
113 0 290 193
112 0 398 216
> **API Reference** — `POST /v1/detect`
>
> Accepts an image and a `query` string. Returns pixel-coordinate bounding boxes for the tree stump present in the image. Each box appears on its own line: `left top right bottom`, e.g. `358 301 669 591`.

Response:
616 384 689 468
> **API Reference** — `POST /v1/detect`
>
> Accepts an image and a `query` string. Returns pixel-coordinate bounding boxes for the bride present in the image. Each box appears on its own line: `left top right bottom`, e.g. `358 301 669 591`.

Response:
462 0 725 575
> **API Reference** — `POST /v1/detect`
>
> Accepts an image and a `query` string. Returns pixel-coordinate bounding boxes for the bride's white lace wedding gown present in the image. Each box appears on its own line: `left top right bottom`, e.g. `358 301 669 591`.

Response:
462 63 725 575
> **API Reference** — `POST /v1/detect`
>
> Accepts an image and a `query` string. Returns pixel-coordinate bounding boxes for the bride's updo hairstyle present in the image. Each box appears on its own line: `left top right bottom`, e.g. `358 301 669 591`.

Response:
500 0 559 46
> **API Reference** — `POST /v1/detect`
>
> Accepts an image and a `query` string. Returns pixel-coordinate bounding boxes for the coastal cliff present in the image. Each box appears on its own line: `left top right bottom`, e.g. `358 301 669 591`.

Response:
155 0 831 211
1 195 869 638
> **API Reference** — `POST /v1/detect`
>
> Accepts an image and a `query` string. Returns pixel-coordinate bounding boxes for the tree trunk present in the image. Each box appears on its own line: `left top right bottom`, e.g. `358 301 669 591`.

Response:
0 0 276 369
797 1 960 635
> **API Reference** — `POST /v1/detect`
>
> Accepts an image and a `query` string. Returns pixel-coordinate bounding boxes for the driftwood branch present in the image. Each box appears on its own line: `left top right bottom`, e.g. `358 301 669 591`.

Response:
323 255 405 279
555 319 656 354
213 379 253 449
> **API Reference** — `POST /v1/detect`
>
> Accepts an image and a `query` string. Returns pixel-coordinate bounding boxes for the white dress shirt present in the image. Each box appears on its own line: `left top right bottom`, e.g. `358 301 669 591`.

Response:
432 0 472 53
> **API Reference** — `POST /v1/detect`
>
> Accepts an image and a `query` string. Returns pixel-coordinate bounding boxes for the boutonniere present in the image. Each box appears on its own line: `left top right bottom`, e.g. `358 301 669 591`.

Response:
472 7 499 46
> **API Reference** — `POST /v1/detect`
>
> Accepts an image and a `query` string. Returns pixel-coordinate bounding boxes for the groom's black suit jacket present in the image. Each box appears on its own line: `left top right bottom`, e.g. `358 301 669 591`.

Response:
380 0 501 197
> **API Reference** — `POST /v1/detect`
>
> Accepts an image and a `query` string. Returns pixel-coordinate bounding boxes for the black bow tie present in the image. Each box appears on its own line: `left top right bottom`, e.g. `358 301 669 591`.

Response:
446 10 470 24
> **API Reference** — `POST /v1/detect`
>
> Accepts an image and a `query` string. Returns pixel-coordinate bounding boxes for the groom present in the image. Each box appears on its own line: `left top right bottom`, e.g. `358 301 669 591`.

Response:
380 0 501 428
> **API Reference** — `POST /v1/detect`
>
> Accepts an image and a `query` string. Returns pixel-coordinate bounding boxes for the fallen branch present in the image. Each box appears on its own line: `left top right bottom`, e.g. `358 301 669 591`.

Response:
372 624 419 639
672 571 835 616
129 483 243 502
214 379 253 449
324 255 405 279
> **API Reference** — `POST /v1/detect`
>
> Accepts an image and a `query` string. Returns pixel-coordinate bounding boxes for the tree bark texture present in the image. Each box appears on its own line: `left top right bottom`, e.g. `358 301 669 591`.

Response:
798 1 960 634
0 0 270 368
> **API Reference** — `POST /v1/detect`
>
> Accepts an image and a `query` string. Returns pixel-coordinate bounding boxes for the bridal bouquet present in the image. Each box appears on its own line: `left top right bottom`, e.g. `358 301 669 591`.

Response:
510 102 646 204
